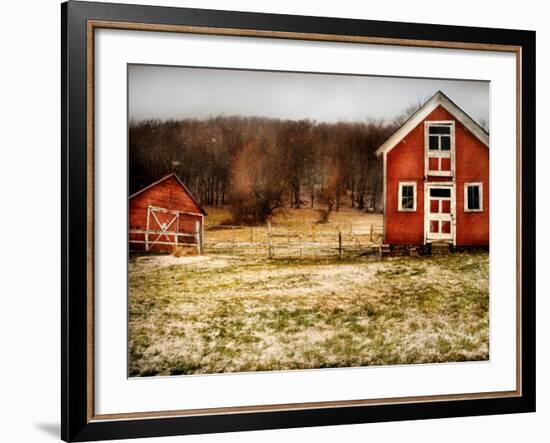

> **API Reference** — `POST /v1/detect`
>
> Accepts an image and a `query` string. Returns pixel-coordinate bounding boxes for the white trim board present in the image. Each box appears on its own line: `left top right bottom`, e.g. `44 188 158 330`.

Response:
375 90 489 157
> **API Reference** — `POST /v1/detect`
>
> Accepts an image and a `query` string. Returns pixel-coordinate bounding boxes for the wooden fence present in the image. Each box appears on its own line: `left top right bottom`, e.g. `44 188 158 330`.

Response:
203 221 383 259
129 220 203 253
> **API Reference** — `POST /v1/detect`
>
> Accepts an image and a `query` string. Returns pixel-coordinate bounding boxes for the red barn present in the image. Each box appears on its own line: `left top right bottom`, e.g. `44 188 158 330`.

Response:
129 174 206 253
375 91 489 248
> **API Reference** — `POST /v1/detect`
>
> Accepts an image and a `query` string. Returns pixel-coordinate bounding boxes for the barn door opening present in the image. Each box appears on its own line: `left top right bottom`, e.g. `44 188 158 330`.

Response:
425 184 454 243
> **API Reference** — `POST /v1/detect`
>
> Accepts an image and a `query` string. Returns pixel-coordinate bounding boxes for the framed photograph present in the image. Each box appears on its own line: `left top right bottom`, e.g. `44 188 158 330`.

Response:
62 1 536 441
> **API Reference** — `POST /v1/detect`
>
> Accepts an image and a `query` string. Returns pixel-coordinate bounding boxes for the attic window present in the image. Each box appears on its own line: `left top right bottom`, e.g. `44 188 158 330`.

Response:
426 121 454 177
428 124 452 151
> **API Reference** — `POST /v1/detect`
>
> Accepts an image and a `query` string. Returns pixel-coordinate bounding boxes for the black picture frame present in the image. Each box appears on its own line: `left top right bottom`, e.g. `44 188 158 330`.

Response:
62 1 536 441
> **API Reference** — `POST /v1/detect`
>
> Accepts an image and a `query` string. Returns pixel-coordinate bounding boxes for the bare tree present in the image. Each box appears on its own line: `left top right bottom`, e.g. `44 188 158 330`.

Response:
393 94 428 126
129 115 397 215
316 158 341 223
229 137 285 224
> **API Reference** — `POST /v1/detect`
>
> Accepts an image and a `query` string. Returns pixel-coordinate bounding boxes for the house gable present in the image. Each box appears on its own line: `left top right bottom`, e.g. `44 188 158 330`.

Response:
375 91 489 158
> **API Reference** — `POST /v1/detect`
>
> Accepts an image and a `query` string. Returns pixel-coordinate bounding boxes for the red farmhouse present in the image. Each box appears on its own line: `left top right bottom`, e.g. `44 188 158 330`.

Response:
129 174 206 253
376 91 489 247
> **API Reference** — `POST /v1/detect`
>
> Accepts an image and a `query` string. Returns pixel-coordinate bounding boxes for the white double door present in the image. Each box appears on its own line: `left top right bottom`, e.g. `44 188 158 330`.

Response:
425 183 455 243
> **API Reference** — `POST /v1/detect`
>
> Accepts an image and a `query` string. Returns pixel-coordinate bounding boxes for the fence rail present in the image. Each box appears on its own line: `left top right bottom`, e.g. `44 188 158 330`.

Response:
129 223 203 253
203 221 383 259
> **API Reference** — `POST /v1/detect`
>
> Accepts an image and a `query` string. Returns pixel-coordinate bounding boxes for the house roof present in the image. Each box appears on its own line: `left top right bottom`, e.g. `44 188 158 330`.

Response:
375 90 489 157
129 173 207 215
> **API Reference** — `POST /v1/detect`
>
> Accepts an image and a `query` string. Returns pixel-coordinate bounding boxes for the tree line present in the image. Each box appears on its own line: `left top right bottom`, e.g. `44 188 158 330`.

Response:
129 115 400 223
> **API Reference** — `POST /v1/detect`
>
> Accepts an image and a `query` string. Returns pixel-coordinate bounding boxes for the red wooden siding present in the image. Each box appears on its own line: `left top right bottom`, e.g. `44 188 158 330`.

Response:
385 119 425 245
455 123 489 246
384 105 489 247
129 175 204 253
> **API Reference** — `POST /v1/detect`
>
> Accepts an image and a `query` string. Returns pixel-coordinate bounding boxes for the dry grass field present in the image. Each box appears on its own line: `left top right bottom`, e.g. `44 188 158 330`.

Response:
128 207 489 376
203 207 383 258
203 206 382 230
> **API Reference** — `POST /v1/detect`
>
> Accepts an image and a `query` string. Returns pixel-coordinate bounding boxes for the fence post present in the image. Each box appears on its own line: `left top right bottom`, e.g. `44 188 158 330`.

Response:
145 207 151 252
299 235 302 257
311 224 315 242
195 220 202 254
338 231 343 259
267 220 273 259
370 224 374 242
250 227 254 243
200 215 204 253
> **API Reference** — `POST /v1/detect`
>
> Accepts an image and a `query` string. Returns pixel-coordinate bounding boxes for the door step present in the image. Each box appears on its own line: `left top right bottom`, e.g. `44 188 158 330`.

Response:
430 241 451 256
381 243 453 257
380 245 421 257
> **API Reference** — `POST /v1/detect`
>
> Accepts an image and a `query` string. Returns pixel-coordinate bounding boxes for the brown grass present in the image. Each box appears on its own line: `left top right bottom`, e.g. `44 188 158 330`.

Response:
203 207 383 257
171 246 199 257
203 206 234 227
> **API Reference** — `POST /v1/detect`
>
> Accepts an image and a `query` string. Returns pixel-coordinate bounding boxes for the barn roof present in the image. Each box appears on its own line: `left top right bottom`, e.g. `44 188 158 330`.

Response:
129 173 207 215
375 90 489 157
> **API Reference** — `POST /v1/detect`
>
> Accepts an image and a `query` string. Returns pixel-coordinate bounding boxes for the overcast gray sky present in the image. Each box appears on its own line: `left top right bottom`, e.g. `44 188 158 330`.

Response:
128 64 489 126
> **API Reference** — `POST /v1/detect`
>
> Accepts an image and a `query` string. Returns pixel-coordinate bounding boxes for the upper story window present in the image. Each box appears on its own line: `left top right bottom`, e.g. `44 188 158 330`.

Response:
429 125 451 150
425 121 454 177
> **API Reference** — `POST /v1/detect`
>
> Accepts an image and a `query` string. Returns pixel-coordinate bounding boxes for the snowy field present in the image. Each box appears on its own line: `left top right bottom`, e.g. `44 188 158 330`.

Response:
128 250 489 376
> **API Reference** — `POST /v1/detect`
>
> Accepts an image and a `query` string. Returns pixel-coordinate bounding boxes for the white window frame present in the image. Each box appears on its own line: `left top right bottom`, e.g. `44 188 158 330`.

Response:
398 181 417 212
424 121 455 177
464 182 484 212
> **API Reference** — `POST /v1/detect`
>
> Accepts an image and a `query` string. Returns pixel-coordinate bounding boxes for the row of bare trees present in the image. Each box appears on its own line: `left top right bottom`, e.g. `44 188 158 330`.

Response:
129 116 397 223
